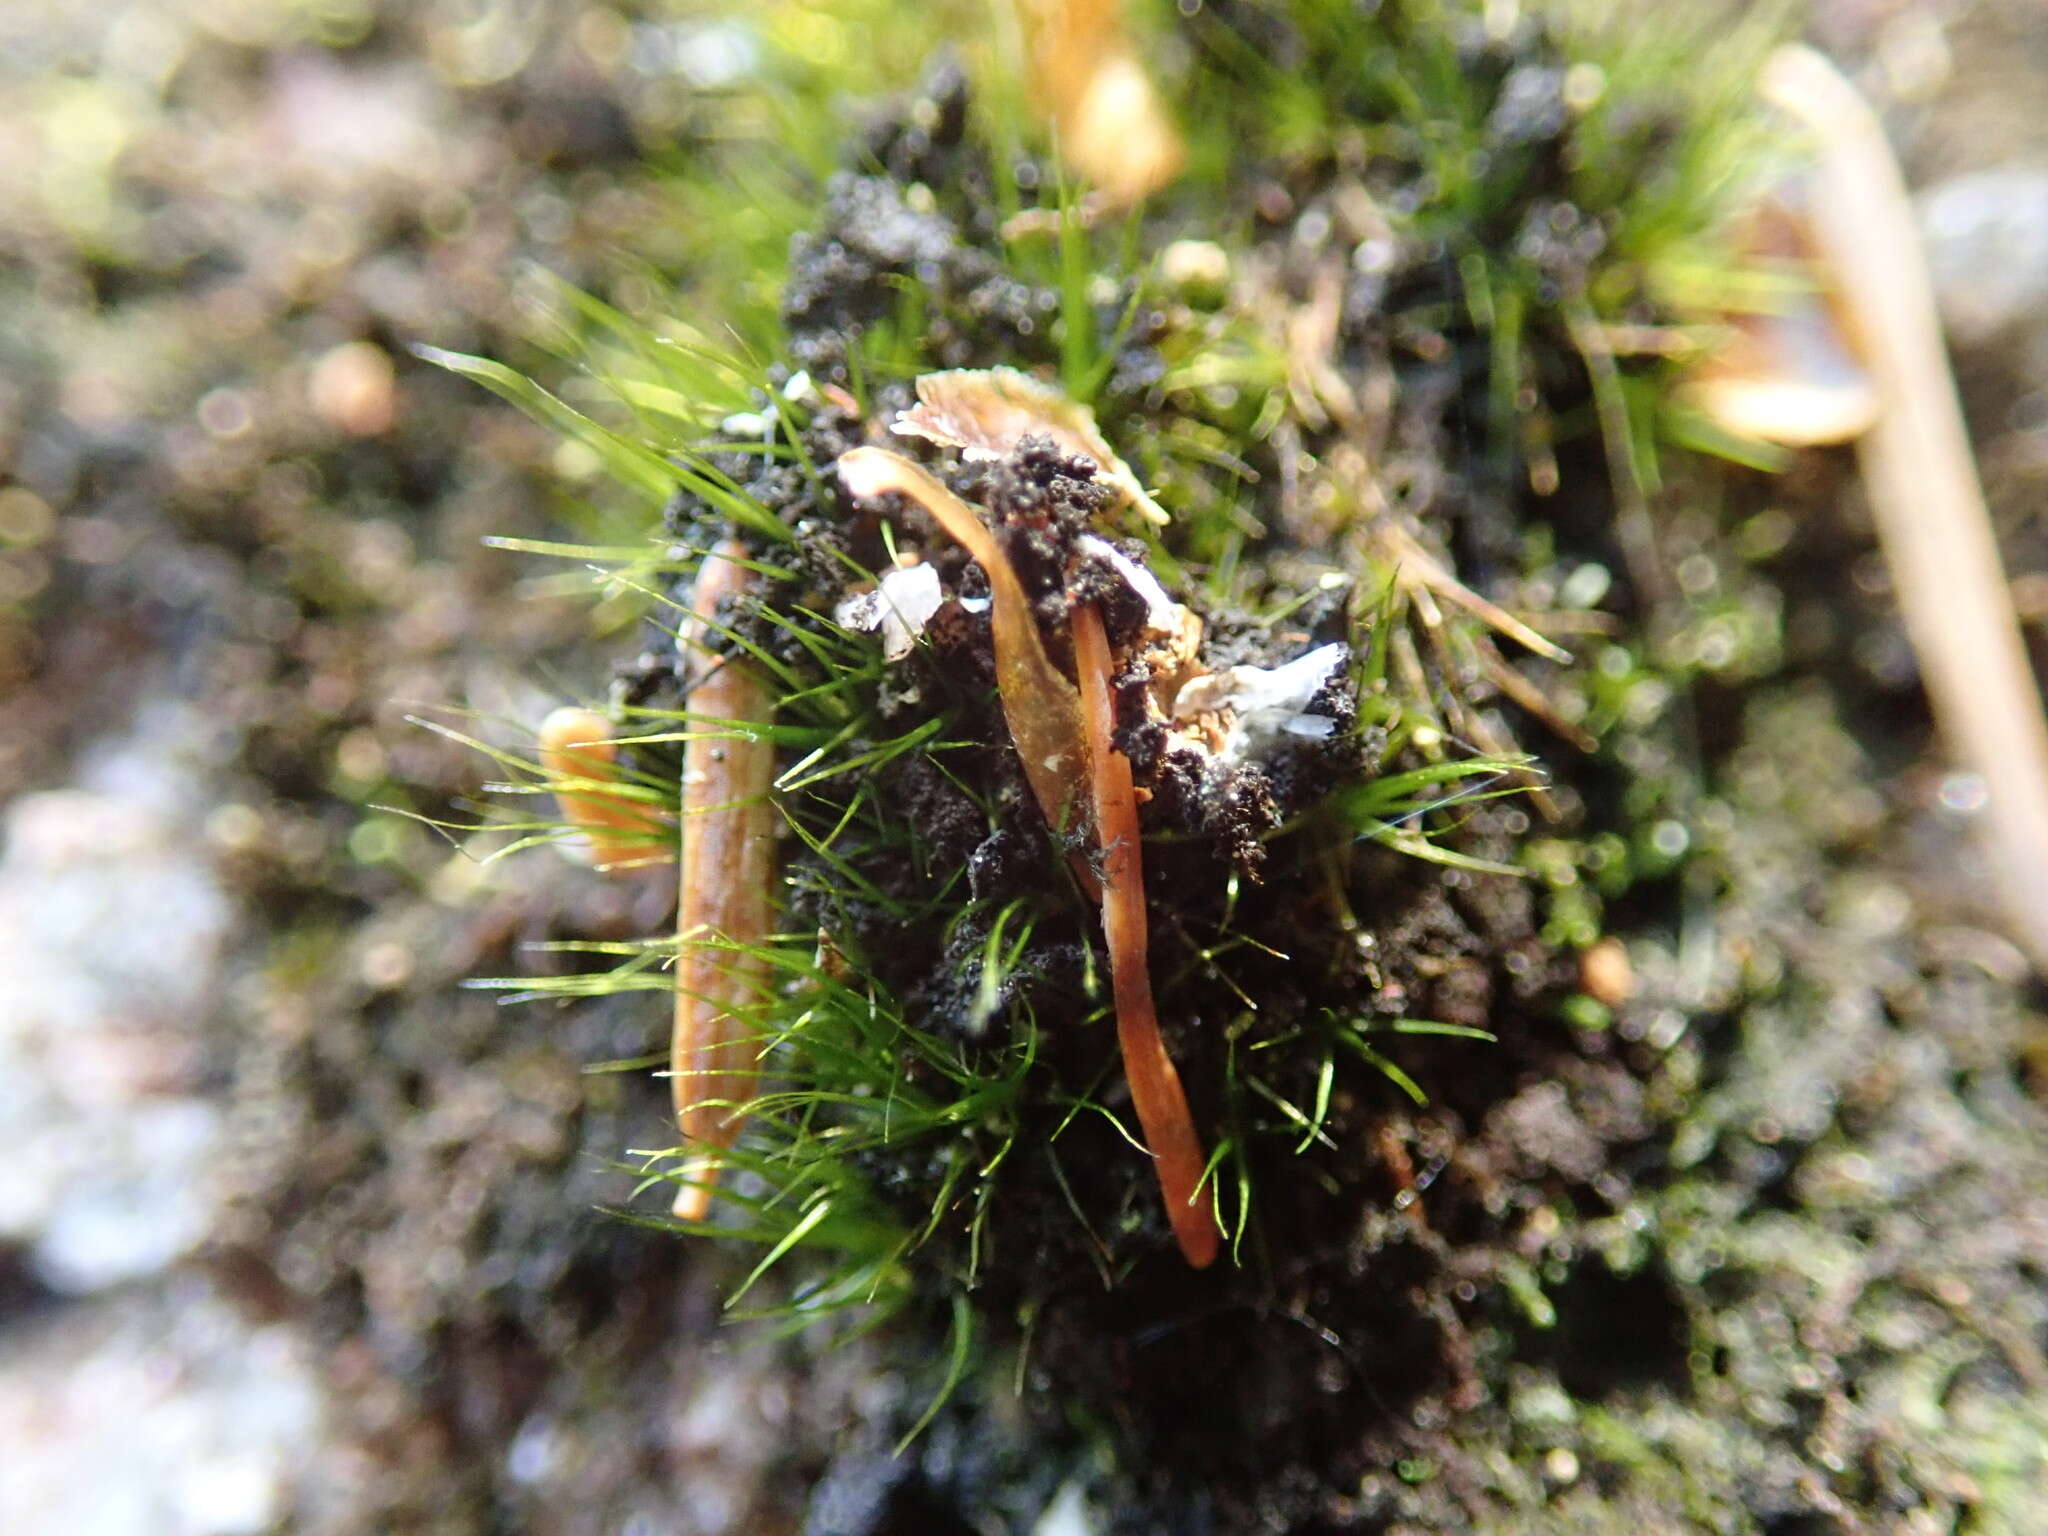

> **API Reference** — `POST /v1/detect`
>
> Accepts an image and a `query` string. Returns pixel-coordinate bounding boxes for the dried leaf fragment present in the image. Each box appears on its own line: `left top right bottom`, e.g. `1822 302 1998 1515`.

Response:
672 541 778 1221
892 368 1168 526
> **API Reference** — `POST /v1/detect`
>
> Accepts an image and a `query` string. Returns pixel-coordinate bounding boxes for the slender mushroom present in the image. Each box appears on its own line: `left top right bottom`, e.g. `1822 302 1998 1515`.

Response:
836 446 1217 1265
672 541 778 1221
1072 601 1219 1268
1761 45 2048 974
837 448 1091 846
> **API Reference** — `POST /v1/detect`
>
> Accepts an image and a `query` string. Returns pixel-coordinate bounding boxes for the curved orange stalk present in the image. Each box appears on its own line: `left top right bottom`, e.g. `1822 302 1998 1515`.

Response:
1073 602 1218 1268
537 707 662 870
838 448 1089 845
672 541 777 1221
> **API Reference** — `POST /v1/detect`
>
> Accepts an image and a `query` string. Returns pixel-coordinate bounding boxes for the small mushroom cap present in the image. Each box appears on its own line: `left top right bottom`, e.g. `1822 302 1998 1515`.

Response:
1063 49 1184 207
1019 0 1183 209
1684 294 1880 447
1684 188 1880 448
891 367 1168 526
538 706 657 870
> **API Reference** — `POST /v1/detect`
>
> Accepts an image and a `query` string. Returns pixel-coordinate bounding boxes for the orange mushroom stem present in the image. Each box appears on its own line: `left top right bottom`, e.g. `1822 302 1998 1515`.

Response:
836 447 1216 1265
672 541 778 1221
1072 601 1219 1268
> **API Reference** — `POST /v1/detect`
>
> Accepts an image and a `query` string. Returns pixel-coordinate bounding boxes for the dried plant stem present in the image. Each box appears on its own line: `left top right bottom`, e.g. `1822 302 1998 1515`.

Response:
672 541 777 1221
1073 602 1218 1269
1379 523 1572 666
1763 46 2048 973
537 707 663 870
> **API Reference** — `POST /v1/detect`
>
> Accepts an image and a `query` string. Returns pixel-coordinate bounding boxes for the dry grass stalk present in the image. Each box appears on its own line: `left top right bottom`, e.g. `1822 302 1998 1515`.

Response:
1762 45 2048 973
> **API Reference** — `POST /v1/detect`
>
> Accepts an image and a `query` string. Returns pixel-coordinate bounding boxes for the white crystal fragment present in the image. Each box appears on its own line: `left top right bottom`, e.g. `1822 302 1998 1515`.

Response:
833 562 946 660
1172 642 1348 761
1283 713 1338 739
1076 534 1186 636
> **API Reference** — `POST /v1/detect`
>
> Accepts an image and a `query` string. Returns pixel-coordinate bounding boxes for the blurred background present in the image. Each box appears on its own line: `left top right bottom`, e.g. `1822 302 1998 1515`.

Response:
3 1 2048 1532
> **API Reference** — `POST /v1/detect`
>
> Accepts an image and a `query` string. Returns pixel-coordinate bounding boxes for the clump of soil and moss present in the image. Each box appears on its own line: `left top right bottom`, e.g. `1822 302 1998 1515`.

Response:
586 28 1701 1524
397 4 2048 1533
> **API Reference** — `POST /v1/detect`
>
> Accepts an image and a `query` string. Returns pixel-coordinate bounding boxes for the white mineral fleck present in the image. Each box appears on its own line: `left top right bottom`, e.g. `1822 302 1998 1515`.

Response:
832 562 946 660
1076 534 1183 634
1172 642 1348 762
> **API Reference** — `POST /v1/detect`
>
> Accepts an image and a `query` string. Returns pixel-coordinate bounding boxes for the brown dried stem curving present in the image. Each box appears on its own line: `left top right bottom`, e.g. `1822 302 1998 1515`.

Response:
837 447 1091 845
